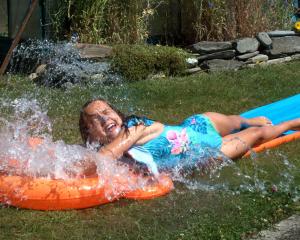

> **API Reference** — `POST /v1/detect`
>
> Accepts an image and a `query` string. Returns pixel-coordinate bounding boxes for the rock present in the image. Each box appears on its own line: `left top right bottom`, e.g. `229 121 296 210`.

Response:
187 41 232 54
35 63 88 87
265 36 300 57
35 64 47 75
197 50 236 62
257 32 272 48
149 72 166 79
29 73 38 80
267 30 299 37
29 64 47 81
234 38 260 54
90 73 106 83
246 54 269 64
200 59 244 72
264 57 292 65
243 63 256 69
186 57 198 68
185 67 202 74
62 82 74 89
236 51 260 61
75 43 112 59
245 56 292 69
249 215 300 240
233 37 260 54
291 53 300 60
191 53 201 57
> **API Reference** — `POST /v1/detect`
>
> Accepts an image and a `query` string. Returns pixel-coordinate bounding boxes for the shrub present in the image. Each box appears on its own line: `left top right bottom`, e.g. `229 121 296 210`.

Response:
111 44 188 82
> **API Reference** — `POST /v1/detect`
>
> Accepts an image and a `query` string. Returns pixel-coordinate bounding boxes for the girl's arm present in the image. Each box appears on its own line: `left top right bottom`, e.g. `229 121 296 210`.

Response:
99 124 147 159
99 122 164 159
135 122 164 145
78 122 163 177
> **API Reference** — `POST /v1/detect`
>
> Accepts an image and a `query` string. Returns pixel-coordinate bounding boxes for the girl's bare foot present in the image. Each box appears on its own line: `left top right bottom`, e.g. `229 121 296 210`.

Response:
247 116 273 127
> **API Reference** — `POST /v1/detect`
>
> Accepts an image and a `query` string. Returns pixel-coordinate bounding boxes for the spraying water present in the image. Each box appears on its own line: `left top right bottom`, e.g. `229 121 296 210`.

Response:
166 137 299 200
8 40 122 88
0 98 161 203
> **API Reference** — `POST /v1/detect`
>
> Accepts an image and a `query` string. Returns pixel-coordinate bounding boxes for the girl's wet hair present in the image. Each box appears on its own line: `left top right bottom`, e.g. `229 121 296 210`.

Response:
79 98 152 175
79 98 146 145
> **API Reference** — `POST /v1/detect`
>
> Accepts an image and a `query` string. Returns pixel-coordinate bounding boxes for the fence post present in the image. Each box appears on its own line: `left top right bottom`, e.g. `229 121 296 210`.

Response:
0 0 38 75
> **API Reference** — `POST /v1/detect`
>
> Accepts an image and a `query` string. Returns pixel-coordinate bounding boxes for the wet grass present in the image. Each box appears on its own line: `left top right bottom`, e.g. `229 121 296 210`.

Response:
0 61 300 239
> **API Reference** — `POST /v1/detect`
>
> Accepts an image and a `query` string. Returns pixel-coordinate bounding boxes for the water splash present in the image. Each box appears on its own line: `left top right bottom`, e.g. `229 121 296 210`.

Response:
167 138 299 199
8 40 122 88
0 98 155 202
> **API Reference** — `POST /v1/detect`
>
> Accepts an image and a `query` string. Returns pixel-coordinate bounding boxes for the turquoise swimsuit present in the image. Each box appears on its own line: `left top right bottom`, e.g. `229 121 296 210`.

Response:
126 114 223 170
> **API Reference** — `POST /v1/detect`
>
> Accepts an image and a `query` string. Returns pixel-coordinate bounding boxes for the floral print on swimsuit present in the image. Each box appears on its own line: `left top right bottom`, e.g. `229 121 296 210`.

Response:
166 128 189 155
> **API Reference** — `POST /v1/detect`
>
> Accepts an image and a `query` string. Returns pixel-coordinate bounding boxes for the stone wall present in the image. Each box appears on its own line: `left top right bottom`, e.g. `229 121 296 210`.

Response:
185 31 300 74
11 30 300 88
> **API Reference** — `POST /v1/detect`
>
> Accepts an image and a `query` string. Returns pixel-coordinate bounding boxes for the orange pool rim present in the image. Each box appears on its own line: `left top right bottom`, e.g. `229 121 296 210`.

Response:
0 173 173 210
0 138 174 210
243 131 300 157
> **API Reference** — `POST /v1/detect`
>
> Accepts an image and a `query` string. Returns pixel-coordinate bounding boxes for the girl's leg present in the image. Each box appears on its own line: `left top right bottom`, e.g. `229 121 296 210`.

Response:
220 118 300 159
203 112 272 136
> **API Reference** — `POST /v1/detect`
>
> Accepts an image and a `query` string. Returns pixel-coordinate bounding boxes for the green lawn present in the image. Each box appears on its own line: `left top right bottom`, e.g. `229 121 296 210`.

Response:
0 62 300 239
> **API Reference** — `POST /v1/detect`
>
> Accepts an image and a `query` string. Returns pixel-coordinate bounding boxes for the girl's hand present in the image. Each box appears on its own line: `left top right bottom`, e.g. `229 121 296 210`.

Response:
98 122 163 160
128 123 148 140
98 124 147 160
134 122 164 145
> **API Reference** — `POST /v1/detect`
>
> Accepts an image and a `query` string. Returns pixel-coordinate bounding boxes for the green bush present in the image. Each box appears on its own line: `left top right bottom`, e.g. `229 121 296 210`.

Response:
111 44 188 82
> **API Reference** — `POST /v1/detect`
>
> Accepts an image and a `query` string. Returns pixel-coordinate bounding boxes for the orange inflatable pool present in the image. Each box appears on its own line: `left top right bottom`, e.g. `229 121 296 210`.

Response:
0 138 174 210
0 172 173 210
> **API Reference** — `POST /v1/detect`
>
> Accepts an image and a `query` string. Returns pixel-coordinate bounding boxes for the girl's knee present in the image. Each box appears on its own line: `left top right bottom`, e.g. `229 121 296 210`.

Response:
247 127 264 140
228 115 244 129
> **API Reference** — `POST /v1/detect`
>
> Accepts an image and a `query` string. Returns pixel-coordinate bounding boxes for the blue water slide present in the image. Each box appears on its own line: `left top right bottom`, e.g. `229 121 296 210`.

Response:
241 94 300 135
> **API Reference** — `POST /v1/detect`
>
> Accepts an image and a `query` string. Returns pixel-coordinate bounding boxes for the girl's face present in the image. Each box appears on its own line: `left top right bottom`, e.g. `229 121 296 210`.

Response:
84 100 123 144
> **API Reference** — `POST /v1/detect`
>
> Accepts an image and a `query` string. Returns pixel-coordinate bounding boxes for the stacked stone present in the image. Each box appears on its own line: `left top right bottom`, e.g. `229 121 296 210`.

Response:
186 30 300 73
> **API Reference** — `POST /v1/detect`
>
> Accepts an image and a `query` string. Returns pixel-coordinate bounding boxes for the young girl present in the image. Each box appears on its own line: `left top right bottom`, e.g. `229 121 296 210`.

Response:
79 98 300 174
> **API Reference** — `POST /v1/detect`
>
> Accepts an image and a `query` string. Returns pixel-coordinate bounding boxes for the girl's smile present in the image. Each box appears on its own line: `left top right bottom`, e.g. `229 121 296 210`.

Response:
84 100 123 144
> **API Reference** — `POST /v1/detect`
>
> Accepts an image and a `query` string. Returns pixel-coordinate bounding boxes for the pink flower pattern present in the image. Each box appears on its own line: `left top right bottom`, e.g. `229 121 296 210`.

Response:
166 128 189 155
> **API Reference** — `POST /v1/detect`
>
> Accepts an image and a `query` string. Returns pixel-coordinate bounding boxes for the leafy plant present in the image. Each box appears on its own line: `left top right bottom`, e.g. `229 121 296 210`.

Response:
111 44 188 81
